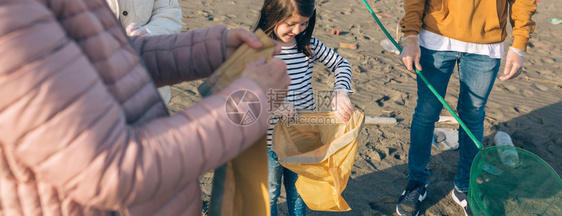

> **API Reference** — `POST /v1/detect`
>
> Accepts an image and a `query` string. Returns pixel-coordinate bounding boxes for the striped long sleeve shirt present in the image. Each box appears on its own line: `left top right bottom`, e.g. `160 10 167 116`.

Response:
267 36 353 146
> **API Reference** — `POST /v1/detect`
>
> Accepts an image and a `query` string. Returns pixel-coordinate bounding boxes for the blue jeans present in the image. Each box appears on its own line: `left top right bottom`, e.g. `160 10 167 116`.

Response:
268 148 306 216
408 47 501 192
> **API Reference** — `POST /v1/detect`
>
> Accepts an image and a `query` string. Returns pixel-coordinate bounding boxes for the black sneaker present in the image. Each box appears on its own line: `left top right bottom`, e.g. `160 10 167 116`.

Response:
396 180 427 216
451 189 473 216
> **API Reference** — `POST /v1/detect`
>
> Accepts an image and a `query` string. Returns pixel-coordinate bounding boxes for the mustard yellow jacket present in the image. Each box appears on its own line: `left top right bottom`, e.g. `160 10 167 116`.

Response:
400 0 536 51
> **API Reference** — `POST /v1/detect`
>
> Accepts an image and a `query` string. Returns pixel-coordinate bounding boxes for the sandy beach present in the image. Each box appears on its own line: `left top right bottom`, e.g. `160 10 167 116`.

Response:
168 0 562 215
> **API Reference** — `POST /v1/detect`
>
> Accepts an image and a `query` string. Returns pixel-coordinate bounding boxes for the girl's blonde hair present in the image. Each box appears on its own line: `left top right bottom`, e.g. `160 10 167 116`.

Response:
254 0 316 57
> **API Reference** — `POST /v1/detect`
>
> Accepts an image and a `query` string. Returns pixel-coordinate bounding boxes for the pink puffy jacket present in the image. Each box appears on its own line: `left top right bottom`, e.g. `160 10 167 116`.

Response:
0 0 270 215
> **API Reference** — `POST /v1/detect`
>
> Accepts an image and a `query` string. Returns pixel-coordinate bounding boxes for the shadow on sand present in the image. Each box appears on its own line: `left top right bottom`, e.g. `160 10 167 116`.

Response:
276 102 562 216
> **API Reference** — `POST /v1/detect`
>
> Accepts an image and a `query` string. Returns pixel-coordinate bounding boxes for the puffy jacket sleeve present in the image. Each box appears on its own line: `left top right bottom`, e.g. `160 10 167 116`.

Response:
509 0 536 51
143 0 182 35
399 0 426 37
131 25 227 87
0 0 269 210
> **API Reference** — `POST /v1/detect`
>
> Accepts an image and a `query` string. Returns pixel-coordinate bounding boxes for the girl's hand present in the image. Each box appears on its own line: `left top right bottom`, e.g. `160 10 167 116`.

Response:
331 91 354 123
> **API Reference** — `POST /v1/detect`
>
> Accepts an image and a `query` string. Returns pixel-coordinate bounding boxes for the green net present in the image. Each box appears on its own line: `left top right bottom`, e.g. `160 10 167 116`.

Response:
469 146 562 216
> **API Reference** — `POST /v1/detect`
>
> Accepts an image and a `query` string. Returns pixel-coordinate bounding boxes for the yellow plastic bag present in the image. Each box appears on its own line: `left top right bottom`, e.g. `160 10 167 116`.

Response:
272 110 364 211
203 29 275 216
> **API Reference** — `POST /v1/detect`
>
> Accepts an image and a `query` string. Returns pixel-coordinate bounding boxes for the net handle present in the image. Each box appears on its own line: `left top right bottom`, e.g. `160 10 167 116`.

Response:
360 0 484 149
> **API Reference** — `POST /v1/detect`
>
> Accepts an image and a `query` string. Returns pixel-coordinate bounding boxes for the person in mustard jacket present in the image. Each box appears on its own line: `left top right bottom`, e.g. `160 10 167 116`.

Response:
395 0 536 215
106 0 183 104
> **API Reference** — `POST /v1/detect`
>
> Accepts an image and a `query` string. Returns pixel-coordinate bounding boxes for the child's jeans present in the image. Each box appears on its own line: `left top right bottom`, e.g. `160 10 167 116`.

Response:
268 147 306 216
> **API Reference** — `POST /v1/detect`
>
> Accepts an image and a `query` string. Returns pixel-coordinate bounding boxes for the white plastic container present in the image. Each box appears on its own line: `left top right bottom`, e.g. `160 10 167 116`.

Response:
380 39 400 55
438 116 458 124
494 131 520 168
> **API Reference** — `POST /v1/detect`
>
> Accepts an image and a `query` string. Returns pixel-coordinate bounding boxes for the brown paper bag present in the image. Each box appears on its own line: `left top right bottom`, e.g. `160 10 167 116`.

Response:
205 29 275 216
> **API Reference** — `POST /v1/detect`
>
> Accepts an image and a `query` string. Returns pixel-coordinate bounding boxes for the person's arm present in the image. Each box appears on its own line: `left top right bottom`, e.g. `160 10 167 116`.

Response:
311 37 352 93
500 0 536 81
0 0 280 211
509 0 537 52
398 0 425 73
130 25 268 87
130 25 228 86
399 0 426 38
143 0 182 35
311 37 354 122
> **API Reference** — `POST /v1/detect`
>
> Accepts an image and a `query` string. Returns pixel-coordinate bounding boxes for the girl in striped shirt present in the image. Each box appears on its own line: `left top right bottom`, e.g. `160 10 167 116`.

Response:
254 0 354 215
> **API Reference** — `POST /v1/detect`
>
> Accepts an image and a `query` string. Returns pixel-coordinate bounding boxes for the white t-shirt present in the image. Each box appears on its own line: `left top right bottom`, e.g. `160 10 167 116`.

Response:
419 29 504 59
